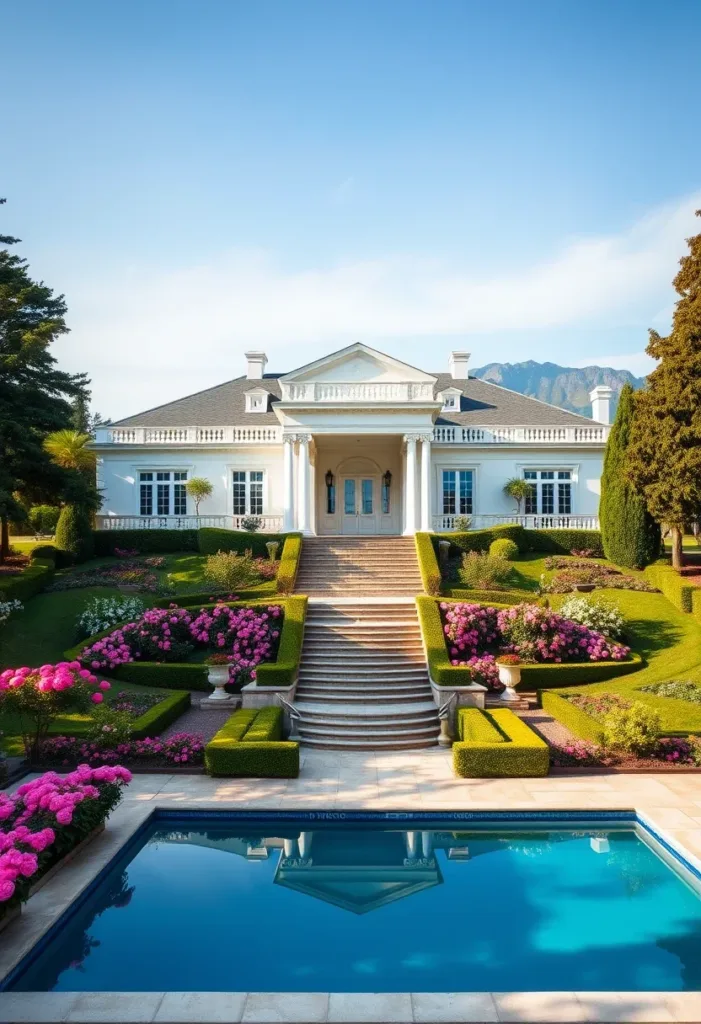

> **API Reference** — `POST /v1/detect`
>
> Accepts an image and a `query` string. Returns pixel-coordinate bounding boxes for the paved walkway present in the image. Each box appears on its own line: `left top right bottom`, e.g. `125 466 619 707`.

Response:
4 753 701 1022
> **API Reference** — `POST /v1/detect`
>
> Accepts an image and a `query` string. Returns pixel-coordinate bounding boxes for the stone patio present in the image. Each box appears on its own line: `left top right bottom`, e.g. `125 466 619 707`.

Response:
3 751 701 1022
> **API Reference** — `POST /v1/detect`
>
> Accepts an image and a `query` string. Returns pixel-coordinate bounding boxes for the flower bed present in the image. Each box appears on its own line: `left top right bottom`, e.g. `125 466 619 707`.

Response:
540 560 657 594
0 765 131 919
38 732 204 768
550 735 701 769
639 680 701 704
81 603 282 688
443 601 630 665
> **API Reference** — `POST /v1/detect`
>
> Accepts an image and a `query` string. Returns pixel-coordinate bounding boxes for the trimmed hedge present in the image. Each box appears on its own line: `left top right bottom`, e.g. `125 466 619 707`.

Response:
197 529 285 558
205 706 299 777
93 529 198 556
416 595 644 689
452 708 549 778
152 584 277 609
276 533 302 595
255 596 307 686
415 533 441 595
457 707 505 743
242 705 283 742
0 561 54 602
520 654 643 690
644 563 696 614
525 528 604 557
130 690 192 739
434 524 529 557
442 587 538 605
540 691 605 744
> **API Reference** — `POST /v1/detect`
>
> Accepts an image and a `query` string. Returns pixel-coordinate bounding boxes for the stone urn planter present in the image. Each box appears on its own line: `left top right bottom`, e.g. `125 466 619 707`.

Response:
497 658 522 702
206 662 235 703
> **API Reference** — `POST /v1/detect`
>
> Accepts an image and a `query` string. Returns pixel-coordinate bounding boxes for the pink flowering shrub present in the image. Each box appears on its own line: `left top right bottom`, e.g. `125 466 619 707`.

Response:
39 733 205 767
0 765 131 913
82 603 283 686
0 663 111 760
439 601 631 682
496 604 630 663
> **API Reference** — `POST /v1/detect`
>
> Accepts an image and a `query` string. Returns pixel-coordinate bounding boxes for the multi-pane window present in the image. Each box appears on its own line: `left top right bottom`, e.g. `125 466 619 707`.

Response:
524 470 572 515
442 470 473 516
381 479 390 515
232 471 264 516
139 471 188 517
361 479 373 515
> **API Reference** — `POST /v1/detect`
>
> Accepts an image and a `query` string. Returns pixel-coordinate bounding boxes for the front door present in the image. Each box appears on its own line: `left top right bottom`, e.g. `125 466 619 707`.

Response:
341 477 377 535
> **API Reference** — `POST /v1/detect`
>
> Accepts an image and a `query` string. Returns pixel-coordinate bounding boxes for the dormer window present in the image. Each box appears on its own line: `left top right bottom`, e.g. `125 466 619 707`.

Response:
439 388 462 411
245 388 269 414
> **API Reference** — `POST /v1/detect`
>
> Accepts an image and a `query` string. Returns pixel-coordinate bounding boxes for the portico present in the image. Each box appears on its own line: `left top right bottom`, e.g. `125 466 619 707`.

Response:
281 430 434 536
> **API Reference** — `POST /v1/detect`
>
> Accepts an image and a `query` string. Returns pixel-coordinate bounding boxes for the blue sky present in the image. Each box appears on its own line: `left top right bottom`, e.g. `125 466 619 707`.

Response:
2 0 701 417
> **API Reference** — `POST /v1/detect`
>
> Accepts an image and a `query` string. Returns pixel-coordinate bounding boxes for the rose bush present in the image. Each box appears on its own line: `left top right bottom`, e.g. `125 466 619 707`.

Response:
0 663 111 760
39 732 205 767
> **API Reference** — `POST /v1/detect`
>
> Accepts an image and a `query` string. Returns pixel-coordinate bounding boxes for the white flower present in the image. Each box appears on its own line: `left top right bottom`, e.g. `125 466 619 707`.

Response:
560 596 624 639
0 599 23 628
77 596 146 638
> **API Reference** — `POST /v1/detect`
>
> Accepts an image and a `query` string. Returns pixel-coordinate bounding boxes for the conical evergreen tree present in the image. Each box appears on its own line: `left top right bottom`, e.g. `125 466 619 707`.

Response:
600 384 660 568
627 210 701 568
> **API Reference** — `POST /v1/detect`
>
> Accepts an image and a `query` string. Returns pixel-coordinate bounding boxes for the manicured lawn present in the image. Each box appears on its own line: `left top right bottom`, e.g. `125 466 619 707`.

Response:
10 539 53 556
549 589 701 733
0 585 181 756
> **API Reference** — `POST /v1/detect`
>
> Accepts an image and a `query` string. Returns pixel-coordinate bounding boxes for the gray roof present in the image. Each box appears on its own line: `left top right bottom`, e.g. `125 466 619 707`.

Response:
113 371 594 428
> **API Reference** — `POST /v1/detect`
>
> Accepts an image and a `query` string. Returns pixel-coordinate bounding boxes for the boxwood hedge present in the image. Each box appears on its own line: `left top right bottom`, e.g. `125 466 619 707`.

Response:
0 561 54 602
130 690 192 738
540 691 605 744
452 708 549 778
197 528 286 558
93 529 198 555
205 706 298 777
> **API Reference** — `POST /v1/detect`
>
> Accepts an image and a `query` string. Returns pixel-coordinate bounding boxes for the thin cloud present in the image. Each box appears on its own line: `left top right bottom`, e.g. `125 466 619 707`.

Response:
58 192 700 415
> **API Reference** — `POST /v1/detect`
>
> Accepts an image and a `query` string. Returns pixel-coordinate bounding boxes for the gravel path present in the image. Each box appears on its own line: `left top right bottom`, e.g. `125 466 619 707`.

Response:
160 694 238 742
518 706 576 746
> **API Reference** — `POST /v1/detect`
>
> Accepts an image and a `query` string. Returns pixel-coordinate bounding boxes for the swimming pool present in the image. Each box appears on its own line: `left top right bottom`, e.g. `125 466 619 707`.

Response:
4 811 701 993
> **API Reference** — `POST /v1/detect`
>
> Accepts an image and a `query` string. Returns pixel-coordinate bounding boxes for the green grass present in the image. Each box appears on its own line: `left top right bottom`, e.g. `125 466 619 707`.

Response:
548 588 701 733
10 539 53 555
0 584 183 756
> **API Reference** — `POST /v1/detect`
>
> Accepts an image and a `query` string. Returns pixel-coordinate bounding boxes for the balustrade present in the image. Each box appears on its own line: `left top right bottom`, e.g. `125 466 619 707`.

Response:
433 425 608 444
96 514 283 532
432 513 600 531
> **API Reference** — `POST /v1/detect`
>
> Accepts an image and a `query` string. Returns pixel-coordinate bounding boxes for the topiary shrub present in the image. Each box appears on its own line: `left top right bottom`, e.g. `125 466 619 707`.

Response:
600 383 661 569
489 537 519 560
55 504 94 563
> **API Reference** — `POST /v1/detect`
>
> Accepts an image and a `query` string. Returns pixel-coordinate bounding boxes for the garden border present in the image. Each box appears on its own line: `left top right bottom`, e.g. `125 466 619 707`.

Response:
415 595 644 690
204 706 299 777
0 560 54 602
65 596 307 693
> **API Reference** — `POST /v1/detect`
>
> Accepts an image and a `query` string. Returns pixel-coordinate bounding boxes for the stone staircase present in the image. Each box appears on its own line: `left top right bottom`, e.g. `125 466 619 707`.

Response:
294 537 423 597
294 600 439 750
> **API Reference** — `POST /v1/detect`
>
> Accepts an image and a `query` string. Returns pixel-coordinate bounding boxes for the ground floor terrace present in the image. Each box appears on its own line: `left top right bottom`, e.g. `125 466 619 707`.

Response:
3 759 701 1023
96 431 603 536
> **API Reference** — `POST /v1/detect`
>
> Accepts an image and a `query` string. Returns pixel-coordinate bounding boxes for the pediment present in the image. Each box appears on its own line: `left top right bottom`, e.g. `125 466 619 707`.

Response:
281 343 436 385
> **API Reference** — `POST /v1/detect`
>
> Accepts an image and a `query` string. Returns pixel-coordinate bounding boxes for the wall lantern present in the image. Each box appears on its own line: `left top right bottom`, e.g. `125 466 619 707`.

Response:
383 470 392 488
325 469 334 488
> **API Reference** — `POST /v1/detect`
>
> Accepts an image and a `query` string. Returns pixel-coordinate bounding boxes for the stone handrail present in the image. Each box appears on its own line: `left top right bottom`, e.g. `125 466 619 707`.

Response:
432 513 600 531
95 514 284 532
280 381 435 403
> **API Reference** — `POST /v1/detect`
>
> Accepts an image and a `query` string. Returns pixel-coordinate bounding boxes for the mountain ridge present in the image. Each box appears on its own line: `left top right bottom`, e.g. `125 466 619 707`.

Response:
471 359 646 418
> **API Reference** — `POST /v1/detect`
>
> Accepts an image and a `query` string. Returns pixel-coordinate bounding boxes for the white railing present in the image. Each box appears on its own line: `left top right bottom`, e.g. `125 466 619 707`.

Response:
280 381 435 403
96 426 282 445
433 424 609 444
96 515 284 532
432 513 600 531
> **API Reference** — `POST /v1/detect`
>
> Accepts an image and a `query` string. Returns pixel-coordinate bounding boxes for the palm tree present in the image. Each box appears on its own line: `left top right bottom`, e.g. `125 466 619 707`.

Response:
503 477 532 514
43 430 95 474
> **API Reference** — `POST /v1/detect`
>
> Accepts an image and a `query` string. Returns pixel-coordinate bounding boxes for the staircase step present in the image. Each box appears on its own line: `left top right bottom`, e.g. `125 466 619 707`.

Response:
299 735 439 751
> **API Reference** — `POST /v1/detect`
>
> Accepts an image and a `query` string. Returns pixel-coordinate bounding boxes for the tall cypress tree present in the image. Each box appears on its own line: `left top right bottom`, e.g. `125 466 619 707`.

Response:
600 383 660 568
627 210 701 569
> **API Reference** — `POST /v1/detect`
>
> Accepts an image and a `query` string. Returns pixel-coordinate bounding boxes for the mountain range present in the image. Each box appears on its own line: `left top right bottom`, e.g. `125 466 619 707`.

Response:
471 360 646 418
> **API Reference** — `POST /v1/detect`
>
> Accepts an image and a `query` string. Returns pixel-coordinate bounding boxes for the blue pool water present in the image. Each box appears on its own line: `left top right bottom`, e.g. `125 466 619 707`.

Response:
5 813 701 992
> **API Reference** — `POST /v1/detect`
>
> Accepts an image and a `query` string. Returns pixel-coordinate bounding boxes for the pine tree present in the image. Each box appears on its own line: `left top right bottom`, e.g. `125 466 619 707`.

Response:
0 200 89 560
627 210 701 568
600 384 660 568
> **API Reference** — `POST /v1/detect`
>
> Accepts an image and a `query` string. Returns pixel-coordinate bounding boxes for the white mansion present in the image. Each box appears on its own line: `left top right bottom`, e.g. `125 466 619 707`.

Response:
94 343 612 535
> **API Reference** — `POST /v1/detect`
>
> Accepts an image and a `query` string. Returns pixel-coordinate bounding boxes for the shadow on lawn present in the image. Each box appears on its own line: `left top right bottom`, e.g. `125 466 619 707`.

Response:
625 616 684 658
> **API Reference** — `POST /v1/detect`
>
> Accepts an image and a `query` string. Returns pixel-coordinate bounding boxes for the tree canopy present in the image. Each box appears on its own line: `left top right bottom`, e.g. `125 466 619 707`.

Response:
627 210 701 568
0 199 90 558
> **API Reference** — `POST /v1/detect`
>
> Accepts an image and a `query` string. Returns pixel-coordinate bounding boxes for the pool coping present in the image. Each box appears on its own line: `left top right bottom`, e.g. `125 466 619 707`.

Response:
1 804 701 1022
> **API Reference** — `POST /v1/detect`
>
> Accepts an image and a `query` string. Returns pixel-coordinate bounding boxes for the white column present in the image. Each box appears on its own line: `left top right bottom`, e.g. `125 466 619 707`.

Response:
297 434 311 535
403 435 417 535
420 435 431 532
282 435 295 532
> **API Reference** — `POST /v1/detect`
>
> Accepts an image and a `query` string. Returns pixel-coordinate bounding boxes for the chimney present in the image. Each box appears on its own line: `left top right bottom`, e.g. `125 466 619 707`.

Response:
245 351 268 379
589 385 614 424
449 351 470 379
